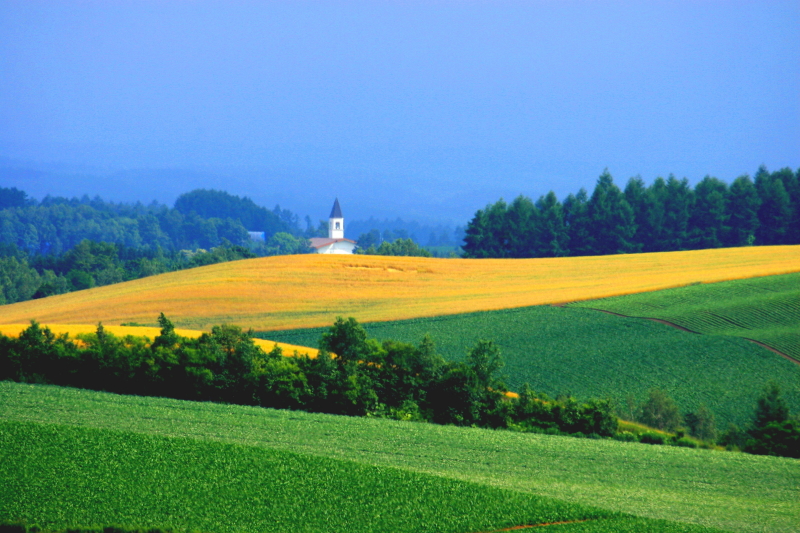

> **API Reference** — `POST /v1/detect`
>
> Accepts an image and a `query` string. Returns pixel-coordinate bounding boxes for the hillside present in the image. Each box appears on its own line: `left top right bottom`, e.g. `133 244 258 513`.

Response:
5 420 614 533
4 383 799 533
259 305 800 428
0 246 798 331
568 272 800 360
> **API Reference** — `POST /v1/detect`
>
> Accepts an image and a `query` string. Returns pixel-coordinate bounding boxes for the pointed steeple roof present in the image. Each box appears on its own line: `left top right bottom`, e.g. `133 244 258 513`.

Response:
329 198 343 218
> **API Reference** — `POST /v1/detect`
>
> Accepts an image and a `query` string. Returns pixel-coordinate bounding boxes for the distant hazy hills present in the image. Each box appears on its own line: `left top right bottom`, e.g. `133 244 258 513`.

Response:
0 159 488 225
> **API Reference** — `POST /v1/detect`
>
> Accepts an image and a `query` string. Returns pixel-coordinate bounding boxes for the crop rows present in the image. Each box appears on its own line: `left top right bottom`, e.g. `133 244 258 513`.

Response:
1 420 613 533
258 305 800 428
569 273 800 359
3 382 798 533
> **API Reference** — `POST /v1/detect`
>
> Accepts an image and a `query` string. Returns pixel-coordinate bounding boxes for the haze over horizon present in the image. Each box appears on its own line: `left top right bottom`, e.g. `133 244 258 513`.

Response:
1 1 798 224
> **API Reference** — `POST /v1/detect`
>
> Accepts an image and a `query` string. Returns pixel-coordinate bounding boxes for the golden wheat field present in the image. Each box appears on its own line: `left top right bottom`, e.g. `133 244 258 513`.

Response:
0 323 319 357
0 245 798 332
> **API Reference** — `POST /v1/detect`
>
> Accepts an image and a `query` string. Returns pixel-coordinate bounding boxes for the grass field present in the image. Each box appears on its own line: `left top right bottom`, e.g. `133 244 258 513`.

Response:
258 305 800 428
2 382 798 533
0 246 797 331
568 272 800 360
0 323 319 358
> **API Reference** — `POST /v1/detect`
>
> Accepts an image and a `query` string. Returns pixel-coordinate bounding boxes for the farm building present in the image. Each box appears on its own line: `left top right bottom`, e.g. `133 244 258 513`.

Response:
309 198 356 254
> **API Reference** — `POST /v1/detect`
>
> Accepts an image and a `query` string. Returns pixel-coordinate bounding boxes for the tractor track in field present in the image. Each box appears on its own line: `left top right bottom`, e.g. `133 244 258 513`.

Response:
475 519 592 532
559 305 800 367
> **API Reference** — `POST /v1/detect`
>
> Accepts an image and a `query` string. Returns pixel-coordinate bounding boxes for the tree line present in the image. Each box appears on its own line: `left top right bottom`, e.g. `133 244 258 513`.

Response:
620 387 798 457
348 218 466 248
0 240 257 304
0 188 324 305
0 315 617 438
462 166 800 258
354 237 433 257
2 315 797 456
0 187 315 257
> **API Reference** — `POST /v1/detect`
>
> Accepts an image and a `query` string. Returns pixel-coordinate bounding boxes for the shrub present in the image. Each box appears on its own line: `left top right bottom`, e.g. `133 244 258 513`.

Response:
0 523 27 533
613 431 638 442
674 437 698 448
640 432 665 445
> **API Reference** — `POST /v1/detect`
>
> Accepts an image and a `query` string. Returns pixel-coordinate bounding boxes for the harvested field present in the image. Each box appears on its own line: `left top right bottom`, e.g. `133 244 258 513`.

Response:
0 246 797 331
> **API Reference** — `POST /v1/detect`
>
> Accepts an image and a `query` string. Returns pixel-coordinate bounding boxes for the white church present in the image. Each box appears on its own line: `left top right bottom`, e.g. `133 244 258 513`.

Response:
309 198 357 254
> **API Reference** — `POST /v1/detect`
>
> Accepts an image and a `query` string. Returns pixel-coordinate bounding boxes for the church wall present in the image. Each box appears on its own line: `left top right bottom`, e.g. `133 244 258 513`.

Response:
317 241 356 254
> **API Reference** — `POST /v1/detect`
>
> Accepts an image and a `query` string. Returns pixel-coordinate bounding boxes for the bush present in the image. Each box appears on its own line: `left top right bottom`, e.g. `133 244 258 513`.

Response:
613 431 638 442
0 523 27 533
674 437 698 448
745 420 800 458
640 432 665 445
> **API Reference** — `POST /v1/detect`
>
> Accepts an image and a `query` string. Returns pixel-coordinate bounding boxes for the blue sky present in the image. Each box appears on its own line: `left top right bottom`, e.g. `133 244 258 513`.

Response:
1 1 798 222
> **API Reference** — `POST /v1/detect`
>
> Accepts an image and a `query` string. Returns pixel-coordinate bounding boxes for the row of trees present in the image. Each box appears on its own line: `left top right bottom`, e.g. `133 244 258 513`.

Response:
625 387 798 457
0 316 616 437
463 166 800 258
354 237 432 257
2 316 795 455
347 218 466 249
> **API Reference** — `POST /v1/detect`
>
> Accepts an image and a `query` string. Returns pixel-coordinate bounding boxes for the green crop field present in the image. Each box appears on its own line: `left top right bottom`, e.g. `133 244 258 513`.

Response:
2 383 798 533
257 305 800 428
568 272 800 360
1 420 610 533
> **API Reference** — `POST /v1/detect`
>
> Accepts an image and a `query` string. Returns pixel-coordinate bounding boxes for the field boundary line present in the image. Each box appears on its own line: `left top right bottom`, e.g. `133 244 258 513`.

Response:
741 337 800 365
575 307 800 366
475 519 593 532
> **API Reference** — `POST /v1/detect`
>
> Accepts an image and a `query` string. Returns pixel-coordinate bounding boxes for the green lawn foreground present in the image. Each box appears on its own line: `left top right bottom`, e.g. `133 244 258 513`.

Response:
258 305 800 428
568 272 800 360
2 383 798 533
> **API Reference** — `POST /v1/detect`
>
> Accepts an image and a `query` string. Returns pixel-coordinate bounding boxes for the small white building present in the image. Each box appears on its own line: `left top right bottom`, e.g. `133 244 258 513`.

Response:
309 198 357 254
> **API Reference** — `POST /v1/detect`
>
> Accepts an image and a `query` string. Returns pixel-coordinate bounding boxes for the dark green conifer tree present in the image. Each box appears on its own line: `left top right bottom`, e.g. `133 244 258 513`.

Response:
689 176 728 249
533 191 569 257
624 176 651 252
726 175 761 246
661 175 694 250
755 167 792 245
462 199 510 258
584 170 636 255
505 195 537 258
563 189 591 256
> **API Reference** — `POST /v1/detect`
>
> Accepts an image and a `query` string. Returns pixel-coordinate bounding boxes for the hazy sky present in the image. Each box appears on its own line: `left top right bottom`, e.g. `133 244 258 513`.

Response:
1 1 798 221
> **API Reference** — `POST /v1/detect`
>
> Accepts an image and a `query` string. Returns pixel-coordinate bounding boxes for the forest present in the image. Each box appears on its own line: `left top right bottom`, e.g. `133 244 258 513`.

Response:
462 166 800 258
0 187 313 256
0 188 319 304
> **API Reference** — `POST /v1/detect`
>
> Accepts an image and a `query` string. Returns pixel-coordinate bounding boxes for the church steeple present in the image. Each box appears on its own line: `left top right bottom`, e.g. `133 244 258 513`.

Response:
329 198 344 239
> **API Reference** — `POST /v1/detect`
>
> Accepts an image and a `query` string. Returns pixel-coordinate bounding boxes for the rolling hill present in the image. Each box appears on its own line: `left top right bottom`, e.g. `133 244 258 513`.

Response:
0 246 798 331
258 304 800 428
568 272 800 360
4 382 798 533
